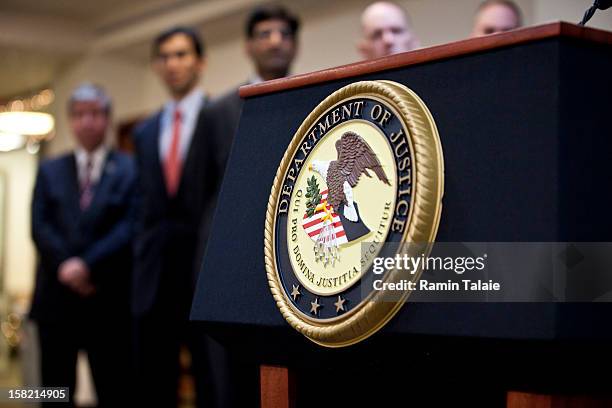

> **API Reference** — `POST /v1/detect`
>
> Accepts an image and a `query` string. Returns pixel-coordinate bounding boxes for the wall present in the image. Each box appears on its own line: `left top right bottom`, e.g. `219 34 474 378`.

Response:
533 0 612 26
0 149 37 298
47 54 147 156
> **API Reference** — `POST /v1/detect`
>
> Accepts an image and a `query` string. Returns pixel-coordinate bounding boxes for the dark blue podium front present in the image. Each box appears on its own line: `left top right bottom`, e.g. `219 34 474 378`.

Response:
191 23 612 404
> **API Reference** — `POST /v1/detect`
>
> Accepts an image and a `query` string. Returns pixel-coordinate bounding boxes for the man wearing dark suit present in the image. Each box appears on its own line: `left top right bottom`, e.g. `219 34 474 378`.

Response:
30 83 135 407
195 6 300 406
202 5 300 167
132 26 227 407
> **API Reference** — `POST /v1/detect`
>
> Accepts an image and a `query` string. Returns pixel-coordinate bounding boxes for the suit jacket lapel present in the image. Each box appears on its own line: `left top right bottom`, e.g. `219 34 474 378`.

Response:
64 155 82 217
148 112 169 202
176 96 208 196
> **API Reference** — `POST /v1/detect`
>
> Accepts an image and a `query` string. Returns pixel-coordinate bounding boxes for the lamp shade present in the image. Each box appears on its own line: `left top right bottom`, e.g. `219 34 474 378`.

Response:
0 112 54 136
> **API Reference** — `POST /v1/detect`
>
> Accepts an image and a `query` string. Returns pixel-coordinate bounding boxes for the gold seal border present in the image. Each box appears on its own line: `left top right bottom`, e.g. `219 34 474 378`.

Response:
264 80 444 347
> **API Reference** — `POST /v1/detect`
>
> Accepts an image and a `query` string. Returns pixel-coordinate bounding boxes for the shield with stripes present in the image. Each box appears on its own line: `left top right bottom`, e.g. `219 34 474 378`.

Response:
302 188 371 265
302 189 348 246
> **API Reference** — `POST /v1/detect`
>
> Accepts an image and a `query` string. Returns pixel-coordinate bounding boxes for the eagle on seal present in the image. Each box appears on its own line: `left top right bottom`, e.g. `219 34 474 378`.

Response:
310 131 391 223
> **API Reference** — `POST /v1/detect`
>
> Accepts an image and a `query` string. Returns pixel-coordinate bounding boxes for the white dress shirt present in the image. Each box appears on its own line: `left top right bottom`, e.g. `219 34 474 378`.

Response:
248 74 264 85
75 145 108 187
159 88 205 163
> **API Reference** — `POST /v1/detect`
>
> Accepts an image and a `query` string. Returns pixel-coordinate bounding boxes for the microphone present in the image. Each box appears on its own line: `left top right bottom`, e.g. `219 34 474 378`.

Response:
595 0 612 10
579 0 612 25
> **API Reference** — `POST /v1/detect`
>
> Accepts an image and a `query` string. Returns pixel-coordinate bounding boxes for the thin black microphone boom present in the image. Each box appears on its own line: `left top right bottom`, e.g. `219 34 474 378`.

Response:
578 0 612 26
579 0 612 25
595 0 612 10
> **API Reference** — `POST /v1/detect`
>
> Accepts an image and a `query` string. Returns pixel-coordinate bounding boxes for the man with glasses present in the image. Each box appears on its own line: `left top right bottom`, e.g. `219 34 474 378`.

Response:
194 7 299 405
202 5 300 168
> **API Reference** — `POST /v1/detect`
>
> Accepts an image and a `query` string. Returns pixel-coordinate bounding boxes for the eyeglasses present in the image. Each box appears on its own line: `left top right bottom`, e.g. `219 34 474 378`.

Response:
252 28 294 41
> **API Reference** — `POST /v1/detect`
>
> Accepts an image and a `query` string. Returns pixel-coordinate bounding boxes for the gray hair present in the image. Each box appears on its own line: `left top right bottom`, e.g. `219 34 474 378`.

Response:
67 82 112 114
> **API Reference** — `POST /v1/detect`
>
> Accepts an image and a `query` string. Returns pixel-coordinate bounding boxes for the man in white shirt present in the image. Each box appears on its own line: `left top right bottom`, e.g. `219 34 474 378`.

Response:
132 26 225 408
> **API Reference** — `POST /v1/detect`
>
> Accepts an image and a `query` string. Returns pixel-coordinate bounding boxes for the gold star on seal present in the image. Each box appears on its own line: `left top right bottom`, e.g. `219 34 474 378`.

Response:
334 296 346 313
310 298 321 315
291 284 301 301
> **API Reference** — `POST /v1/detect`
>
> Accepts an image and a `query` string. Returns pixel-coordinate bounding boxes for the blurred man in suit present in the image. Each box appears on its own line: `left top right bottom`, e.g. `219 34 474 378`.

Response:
132 26 227 407
471 0 523 37
30 83 135 407
358 1 420 60
202 5 300 166
195 7 299 406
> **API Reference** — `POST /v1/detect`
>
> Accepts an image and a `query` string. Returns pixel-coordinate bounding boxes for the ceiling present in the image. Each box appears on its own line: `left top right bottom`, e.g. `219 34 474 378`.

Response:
0 0 222 98
1 0 128 18
0 0 328 99
0 0 176 27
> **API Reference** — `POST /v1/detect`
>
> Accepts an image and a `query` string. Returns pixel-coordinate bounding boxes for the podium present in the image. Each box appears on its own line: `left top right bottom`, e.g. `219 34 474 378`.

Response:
191 22 612 407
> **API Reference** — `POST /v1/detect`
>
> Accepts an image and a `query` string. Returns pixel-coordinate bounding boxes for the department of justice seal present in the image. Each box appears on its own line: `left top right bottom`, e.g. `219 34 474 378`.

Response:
264 80 444 347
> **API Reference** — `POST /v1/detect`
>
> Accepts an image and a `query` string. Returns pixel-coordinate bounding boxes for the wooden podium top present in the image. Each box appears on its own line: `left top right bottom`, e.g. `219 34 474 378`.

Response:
239 22 612 99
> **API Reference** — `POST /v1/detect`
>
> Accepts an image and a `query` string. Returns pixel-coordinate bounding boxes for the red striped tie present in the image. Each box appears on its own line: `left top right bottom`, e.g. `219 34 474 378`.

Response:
164 109 182 196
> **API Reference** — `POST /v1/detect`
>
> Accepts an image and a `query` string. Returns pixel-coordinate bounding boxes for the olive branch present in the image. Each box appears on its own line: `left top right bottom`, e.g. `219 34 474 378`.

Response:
305 175 323 217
